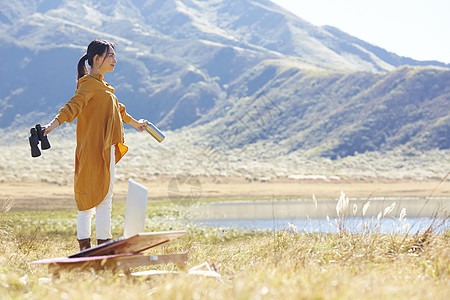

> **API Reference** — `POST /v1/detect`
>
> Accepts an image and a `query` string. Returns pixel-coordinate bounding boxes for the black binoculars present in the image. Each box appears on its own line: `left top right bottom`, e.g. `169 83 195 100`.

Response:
29 124 51 157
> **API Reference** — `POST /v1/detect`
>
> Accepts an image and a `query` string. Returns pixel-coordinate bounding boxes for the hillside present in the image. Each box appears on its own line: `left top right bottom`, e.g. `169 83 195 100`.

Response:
0 0 449 159
198 63 450 158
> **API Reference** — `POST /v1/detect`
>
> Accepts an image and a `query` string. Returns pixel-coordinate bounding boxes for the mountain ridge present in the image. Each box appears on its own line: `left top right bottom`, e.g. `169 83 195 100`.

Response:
0 0 448 159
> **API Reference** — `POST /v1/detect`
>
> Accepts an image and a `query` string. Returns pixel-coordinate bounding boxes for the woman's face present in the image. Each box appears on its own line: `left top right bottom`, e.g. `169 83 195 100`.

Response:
96 46 117 74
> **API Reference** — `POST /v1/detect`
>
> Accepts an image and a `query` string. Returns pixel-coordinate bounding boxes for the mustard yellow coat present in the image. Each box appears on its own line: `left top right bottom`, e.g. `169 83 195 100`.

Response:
55 74 131 211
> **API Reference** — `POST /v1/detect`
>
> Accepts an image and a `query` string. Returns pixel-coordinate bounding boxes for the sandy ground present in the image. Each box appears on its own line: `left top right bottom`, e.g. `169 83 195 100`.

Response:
1 176 449 211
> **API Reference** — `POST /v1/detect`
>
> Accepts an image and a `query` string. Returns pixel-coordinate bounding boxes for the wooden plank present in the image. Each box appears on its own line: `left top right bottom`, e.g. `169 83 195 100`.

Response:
44 253 188 274
111 253 188 270
69 231 187 258
31 253 138 265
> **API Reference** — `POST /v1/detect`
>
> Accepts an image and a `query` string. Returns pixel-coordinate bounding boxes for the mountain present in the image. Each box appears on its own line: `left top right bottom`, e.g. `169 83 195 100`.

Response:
0 0 449 158
198 64 449 158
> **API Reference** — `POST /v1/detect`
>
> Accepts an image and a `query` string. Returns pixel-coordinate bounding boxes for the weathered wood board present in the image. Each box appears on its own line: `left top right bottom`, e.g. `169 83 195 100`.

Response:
69 231 187 258
30 231 188 274
32 253 188 274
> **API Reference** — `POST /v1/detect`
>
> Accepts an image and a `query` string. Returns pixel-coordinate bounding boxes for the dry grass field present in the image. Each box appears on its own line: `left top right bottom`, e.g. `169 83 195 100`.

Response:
0 196 449 300
2 125 450 185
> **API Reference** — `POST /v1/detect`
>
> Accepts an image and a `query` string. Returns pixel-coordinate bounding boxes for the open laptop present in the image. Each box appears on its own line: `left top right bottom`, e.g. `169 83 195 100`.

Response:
123 179 148 238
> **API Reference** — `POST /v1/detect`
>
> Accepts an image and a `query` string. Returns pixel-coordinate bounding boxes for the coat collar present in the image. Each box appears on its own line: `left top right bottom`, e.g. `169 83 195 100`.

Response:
81 74 114 92
87 73 105 82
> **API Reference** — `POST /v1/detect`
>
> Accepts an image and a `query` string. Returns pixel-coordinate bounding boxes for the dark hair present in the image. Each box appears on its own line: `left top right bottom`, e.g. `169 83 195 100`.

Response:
77 39 115 80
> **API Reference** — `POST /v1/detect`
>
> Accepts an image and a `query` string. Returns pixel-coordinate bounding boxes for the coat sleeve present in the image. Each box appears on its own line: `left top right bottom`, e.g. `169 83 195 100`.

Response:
118 102 132 123
55 78 94 124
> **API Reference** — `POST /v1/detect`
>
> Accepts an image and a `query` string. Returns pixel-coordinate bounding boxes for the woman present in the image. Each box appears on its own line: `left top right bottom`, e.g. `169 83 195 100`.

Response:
44 39 148 251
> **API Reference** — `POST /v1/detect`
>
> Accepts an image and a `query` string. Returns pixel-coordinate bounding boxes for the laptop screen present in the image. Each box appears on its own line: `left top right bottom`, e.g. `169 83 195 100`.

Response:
123 179 148 238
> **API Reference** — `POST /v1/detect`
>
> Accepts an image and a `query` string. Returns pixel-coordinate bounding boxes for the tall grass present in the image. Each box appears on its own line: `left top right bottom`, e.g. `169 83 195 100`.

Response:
0 194 448 299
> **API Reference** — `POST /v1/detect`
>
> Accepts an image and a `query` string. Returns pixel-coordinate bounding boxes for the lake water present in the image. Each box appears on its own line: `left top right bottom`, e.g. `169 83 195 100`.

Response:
196 217 446 234
191 198 449 234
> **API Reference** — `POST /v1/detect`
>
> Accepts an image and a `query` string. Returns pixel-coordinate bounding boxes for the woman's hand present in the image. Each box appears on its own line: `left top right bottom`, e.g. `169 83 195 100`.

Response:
43 118 60 136
130 118 149 132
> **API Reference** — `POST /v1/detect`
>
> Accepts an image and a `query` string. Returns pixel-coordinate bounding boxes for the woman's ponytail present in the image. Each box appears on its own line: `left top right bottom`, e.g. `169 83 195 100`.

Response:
77 54 88 80
76 40 115 80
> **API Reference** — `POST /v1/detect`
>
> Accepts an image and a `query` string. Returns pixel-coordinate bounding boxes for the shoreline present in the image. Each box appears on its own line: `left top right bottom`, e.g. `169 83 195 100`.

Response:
191 197 448 219
1 176 449 211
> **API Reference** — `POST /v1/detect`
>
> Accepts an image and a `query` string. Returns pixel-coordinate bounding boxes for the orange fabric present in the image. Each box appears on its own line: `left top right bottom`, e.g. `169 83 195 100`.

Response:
55 74 132 211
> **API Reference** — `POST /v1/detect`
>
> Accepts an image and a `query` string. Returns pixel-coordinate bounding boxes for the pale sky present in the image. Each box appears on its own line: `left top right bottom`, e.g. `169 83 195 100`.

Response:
271 0 450 64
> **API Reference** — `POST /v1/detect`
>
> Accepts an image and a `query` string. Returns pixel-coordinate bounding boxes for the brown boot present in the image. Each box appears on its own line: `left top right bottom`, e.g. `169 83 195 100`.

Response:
97 239 110 246
78 238 91 251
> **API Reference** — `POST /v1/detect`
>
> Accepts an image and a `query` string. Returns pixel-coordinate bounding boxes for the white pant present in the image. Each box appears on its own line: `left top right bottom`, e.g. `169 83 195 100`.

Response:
77 146 115 240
